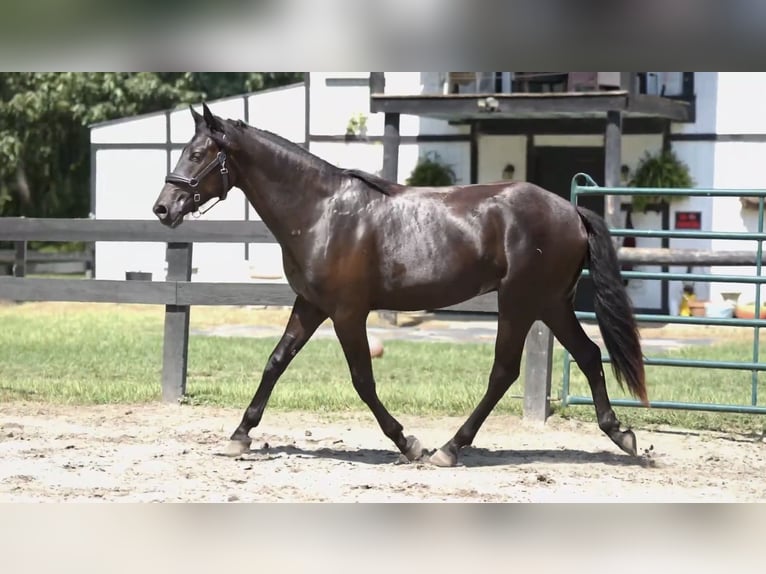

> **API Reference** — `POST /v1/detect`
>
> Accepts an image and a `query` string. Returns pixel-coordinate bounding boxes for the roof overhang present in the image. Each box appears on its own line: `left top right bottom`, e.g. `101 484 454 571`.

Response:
370 91 692 123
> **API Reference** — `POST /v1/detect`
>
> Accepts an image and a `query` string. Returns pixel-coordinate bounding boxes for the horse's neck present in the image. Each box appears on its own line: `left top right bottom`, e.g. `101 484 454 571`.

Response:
233 142 334 243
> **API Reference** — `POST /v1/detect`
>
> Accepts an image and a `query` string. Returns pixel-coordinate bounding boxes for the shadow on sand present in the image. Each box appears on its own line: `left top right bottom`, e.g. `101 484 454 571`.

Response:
218 443 654 469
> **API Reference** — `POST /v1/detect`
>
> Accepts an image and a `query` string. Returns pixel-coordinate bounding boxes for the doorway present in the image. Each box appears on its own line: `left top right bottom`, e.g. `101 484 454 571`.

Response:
529 145 605 313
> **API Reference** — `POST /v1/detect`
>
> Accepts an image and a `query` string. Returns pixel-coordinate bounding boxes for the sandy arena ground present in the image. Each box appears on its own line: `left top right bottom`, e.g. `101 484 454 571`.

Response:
1 402 765 502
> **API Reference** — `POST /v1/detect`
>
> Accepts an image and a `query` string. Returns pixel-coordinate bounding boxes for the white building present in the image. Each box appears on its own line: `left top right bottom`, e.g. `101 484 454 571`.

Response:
90 72 766 315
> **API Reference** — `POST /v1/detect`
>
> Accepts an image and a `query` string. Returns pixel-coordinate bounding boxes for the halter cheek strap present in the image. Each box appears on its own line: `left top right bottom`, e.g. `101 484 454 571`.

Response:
164 151 230 215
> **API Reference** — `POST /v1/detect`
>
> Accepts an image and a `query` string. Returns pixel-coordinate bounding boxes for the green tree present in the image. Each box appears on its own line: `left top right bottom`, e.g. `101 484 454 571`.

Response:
0 72 302 219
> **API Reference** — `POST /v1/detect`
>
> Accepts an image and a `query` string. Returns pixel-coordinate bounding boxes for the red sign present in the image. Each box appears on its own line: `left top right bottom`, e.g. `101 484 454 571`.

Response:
675 211 702 230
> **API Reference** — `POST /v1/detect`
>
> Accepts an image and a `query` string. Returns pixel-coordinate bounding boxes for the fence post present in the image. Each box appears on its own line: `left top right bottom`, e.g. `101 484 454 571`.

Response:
12 241 27 278
523 320 554 423
161 242 193 403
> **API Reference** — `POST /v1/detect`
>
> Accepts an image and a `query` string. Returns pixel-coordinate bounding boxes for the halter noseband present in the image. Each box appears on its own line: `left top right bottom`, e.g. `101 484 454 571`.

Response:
164 151 230 215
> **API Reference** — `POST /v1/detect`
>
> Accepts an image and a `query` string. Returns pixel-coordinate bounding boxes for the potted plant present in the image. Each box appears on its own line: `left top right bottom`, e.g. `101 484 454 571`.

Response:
345 113 368 138
406 152 456 186
627 148 694 211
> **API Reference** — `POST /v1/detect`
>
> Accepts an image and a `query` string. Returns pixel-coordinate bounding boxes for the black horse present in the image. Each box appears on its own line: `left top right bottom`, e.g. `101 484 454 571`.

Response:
153 103 647 466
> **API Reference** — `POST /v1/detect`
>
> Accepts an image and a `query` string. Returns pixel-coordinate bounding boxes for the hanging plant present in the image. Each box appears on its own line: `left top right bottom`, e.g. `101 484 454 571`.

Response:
406 152 456 187
627 149 694 211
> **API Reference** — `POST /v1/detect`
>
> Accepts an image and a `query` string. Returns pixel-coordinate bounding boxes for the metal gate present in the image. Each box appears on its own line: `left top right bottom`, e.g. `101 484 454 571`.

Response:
564 173 766 414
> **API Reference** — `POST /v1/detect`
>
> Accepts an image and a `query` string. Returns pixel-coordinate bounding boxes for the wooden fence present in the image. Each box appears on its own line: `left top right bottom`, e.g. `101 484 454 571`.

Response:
0 218 299 402
0 217 501 406
5 217 754 420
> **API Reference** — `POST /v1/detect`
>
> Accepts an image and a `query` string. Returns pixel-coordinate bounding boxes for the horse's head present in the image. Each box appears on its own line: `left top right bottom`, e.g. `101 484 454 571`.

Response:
153 103 236 227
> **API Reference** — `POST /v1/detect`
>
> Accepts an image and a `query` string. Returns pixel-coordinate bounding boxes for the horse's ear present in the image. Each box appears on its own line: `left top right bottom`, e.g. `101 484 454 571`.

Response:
202 102 224 134
189 105 204 128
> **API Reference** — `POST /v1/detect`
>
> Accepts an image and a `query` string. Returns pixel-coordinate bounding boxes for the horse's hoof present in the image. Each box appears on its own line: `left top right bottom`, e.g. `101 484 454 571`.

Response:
429 448 458 468
404 435 425 461
612 429 638 457
225 439 252 457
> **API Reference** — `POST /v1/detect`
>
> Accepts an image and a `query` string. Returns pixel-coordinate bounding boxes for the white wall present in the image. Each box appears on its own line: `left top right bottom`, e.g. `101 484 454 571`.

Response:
247 84 305 143
309 72 376 136
478 135 526 183
92 90 302 284
668 73 766 306
671 72 718 135
709 141 766 304
716 73 766 134
93 149 168 281
91 113 167 145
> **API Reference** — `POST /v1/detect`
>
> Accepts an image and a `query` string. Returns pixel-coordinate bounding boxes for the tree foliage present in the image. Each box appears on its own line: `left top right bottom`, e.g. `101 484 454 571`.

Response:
0 72 302 218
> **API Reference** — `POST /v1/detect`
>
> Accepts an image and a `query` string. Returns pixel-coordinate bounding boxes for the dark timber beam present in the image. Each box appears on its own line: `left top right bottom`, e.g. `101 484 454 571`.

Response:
369 72 385 94
604 110 623 232
161 242 193 403
371 92 632 117
471 117 667 136
381 112 401 182
370 92 691 123
523 321 554 424
379 112 401 325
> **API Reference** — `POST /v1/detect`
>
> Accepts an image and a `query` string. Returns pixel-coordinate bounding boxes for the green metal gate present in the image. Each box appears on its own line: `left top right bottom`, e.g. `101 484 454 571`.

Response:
564 173 766 414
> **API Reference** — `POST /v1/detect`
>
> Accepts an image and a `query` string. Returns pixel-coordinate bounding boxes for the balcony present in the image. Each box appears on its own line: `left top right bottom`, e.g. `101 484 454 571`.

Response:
369 72 694 125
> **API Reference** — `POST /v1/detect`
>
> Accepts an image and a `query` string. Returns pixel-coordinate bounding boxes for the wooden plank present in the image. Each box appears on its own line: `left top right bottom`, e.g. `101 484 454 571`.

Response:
176 282 297 307
628 94 692 122
618 248 763 266
434 293 498 314
473 117 667 136
604 110 623 233
13 241 26 278
0 250 92 263
369 72 385 94
523 321 554 424
370 92 631 118
161 243 193 403
378 112 402 327
0 218 275 244
0 277 176 304
372 91 691 122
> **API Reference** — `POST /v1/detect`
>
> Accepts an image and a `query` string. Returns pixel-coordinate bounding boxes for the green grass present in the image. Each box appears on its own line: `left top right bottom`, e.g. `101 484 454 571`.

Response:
1 303 765 434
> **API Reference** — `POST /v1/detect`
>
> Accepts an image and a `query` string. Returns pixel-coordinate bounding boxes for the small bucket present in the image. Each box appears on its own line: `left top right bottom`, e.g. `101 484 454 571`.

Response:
125 271 152 281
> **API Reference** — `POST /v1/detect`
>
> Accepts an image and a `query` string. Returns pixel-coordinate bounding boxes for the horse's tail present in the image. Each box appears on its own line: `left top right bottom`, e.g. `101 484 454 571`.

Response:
576 206 648 405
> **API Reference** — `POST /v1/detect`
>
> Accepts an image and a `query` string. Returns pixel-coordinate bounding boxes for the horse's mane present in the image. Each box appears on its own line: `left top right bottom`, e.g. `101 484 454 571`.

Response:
227 119 403 196
340 169 406 196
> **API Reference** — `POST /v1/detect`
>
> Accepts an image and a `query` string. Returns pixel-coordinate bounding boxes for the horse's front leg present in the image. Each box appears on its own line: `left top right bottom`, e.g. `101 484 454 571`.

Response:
333 312 425 462
226 295 327 456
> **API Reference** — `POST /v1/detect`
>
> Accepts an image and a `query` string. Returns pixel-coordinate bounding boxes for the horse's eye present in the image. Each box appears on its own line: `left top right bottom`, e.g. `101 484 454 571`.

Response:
190 153 201 162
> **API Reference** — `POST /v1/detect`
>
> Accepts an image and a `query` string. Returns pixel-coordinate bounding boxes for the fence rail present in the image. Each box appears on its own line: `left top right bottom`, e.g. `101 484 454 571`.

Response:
0 218 297 402
8 194 766 420
0 218 276 243
0 217 504 405
548 173 766 418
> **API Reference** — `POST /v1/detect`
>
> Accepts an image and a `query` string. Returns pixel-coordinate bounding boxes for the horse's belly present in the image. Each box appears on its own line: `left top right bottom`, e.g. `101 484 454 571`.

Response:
375 258 498 311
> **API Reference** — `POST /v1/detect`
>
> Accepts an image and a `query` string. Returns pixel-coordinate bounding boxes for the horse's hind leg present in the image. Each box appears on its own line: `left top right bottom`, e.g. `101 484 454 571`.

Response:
542 300 637 456
430 293 535 467
226 296 327 456
333 312 424 462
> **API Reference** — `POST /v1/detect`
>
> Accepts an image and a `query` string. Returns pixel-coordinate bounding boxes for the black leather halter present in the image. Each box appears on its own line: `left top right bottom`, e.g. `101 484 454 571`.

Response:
165 151 230 214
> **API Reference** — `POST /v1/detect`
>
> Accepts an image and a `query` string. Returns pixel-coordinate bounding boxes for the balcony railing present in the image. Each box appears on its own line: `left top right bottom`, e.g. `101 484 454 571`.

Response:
443 72 690 98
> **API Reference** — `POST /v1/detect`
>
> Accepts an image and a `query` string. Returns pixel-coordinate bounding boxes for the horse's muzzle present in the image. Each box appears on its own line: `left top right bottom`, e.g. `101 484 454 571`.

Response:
153 187 190 227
